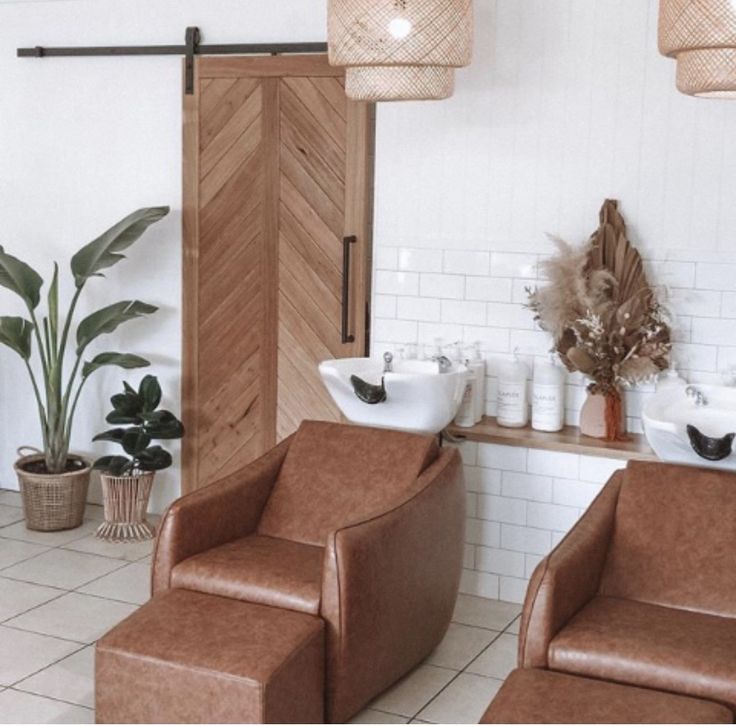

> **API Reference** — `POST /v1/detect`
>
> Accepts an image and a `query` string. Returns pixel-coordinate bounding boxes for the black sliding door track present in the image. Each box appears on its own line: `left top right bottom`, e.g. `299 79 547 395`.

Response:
17 27 329 93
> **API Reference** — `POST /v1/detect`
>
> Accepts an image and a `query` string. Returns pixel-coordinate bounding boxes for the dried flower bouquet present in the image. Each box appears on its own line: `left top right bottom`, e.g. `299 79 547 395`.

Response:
527 199 671 440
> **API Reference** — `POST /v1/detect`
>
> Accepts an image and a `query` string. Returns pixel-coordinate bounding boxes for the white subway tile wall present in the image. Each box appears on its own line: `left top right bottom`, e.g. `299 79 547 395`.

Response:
372 247 736 601
449 443 626 603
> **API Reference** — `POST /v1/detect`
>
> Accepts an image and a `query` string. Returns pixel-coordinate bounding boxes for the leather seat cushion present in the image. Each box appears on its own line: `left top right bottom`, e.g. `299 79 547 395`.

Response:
257 420 439 546
549 596 736 709
171 534 324 615
480 668 733 724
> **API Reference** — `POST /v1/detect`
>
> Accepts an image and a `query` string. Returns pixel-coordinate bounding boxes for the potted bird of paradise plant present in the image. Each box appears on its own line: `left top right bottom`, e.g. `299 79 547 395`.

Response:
0 206 169 531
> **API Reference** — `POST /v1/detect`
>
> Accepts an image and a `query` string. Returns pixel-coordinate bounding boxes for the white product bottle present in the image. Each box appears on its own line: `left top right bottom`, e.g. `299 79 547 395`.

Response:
532 358 566 432
497 353 529 428
468 342 486 424
453 348 476 428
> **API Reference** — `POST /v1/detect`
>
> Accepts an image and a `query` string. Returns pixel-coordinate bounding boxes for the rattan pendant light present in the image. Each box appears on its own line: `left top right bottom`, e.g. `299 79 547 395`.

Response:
659 0 736 98
346 66 455 101
328 0 473 101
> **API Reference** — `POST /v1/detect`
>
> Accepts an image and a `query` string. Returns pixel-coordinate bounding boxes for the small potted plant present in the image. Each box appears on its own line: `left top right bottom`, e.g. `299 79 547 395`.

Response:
0 207 169 531
93 375 184 542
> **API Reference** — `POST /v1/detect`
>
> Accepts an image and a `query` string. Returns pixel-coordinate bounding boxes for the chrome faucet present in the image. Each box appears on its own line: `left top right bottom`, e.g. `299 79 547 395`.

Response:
432 355 453 374
685 385 708 407
383 351 394 373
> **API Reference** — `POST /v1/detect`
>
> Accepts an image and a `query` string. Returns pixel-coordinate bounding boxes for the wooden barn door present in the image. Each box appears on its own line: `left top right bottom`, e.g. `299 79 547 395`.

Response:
182 55 374 493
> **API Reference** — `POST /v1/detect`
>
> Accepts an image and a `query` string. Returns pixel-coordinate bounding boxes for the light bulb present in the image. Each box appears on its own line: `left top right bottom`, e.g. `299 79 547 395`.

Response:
388 17 412 40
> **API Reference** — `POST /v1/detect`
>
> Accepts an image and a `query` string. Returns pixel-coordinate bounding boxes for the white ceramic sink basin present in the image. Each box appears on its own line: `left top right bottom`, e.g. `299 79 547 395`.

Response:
319 357 469 434
642 383 736 471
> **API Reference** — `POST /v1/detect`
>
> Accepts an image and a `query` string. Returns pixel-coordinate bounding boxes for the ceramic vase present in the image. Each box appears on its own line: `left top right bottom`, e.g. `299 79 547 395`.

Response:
579 389 626 441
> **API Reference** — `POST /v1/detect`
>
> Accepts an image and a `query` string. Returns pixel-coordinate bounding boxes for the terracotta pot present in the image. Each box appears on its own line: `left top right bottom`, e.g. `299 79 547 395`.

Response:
579 389 626 441
14 450 91 532
96 472 156 543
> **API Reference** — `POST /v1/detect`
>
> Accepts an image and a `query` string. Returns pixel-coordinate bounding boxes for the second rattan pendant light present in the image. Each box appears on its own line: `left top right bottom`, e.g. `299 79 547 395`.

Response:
328 0 473 101
659 0 736 98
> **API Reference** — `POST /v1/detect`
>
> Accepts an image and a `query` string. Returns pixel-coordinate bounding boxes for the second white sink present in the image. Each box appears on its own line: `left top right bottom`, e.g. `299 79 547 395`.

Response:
643 383 736 471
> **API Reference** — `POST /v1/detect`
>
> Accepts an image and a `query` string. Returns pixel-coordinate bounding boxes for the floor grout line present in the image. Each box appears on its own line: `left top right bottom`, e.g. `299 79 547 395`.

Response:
8 686 94 712
7 640 90 692
0 621 89 647
0 586 71 627
409 619 514 722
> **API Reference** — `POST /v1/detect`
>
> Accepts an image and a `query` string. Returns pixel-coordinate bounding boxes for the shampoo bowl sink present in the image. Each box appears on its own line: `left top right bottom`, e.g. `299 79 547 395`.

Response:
642 383 736 471
319 357 468 434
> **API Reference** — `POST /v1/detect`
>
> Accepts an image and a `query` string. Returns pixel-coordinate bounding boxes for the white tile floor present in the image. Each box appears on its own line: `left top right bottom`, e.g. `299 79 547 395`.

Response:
0 489 521 724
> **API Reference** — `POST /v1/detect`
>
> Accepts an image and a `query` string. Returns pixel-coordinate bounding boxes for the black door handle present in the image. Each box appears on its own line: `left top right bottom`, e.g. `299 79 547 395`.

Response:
341 235 357 344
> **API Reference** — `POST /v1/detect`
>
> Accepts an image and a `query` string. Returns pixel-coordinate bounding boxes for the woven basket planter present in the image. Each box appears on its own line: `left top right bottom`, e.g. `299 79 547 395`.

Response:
659 0 736 97
97 472 156 543
15 451 91 532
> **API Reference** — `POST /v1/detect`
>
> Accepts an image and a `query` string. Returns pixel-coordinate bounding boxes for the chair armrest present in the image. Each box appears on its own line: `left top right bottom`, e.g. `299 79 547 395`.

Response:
518 470 623 668
320 447 465 723
151 437 292 594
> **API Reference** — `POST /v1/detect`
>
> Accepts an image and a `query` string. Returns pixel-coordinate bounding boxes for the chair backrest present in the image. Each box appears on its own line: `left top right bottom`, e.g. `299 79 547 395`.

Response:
257 420 439 546
599 460 736 618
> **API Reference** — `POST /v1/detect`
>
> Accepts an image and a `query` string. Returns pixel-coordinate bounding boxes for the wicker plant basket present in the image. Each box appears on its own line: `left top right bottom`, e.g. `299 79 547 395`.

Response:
14 449 91 532
97 472 156 543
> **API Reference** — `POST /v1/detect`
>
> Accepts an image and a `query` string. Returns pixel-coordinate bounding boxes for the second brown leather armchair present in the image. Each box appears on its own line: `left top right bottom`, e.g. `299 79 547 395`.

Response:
519 460 736 710
152 420 465 723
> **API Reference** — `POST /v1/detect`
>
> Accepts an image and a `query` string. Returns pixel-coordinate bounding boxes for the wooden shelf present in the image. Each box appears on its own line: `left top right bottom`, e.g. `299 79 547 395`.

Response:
447 416 657 462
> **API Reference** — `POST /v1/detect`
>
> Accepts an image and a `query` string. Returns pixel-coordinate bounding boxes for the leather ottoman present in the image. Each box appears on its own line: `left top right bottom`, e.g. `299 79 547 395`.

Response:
96 589 324 724
480 669 733 724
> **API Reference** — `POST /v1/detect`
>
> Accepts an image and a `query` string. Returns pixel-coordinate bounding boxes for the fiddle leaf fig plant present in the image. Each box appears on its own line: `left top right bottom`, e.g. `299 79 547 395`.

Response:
0 206 169 474
93 375 184 476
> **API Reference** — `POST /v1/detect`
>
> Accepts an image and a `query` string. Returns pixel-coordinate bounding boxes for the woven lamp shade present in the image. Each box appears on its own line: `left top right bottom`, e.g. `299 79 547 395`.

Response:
328 0 472 100
328 0 473 68
346 66 454 101
659 0 736 97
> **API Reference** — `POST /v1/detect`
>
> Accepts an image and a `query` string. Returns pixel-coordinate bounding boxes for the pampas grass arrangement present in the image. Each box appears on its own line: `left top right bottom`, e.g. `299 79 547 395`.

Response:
527 199 671 440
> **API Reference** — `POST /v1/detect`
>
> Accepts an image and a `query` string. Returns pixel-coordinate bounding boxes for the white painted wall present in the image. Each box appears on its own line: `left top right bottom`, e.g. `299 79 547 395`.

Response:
0 1 735 603
0 0 326 511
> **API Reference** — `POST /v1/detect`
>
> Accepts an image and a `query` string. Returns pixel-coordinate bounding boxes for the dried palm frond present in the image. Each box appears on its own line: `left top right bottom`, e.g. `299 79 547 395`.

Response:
588 199 649 304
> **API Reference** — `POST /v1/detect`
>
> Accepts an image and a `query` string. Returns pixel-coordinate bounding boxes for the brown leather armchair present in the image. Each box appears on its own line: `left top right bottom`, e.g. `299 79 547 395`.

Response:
152 420 465 723
519 460 736 711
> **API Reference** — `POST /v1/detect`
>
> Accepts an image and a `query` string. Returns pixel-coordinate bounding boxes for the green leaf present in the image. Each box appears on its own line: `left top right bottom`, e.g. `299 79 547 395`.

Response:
82 352 150 379
48 262 59 354
92 428 126 444
137 445 172 472
70 207 170 288
0 247 43 310
122 429 151 457
106 411 140 425
138 375 162 412
0 316 33 360
76 300 158 354
93 455 132 476
140 410 184 440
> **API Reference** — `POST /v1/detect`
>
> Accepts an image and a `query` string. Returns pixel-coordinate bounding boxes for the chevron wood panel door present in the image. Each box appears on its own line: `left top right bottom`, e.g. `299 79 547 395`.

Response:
183 55 374 493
